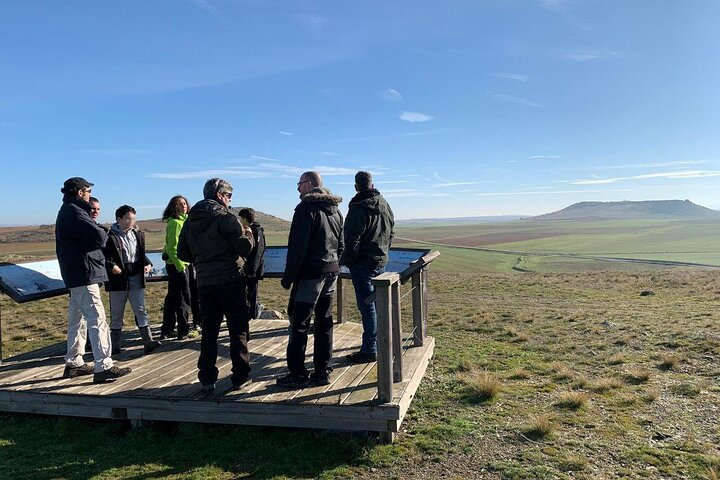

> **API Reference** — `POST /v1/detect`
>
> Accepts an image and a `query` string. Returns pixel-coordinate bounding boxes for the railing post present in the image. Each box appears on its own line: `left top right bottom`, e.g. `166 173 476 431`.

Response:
422 268 429 340
411 270 426 347
391 281 403 382
372 272 398 404
336 276 345 324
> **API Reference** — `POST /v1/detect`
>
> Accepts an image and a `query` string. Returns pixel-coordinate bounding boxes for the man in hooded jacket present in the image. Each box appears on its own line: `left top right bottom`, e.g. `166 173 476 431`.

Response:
278 171 344 388
341 171 395 363
178 178 255 393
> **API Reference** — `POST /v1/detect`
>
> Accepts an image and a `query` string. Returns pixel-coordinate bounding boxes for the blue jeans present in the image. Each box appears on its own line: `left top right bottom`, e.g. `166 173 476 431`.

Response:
349 264 385 354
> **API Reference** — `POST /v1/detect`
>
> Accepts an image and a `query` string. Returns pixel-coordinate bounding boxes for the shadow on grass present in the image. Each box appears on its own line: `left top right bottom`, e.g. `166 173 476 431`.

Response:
0 413 374 479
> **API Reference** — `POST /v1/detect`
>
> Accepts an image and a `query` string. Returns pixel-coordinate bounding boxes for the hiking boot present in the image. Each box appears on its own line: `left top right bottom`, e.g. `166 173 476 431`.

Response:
348 351 377 364
93 366 132 384
143 340 162 354
309 371 331 386
230 376 252 391
276 372 310 389
63 363 94 379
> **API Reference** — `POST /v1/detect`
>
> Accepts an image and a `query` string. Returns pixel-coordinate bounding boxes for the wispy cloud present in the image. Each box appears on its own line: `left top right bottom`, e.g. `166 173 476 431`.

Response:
476 188 634 196
433 181 482 188
249 155 279 162
529 154 562 159
80 148 149 156
279 131 295 136
187 0 222 18
294 14 326 31
490 93 543 108
564 170 720 185
561 48 621 62
567 160 707 171
149 161 362 180
383 189 452 199
381 88 403 101
493 72 529 83
399 111 434 123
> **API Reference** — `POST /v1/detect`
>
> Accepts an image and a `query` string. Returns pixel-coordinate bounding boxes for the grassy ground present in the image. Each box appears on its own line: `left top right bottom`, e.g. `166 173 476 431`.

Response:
1 267 719 479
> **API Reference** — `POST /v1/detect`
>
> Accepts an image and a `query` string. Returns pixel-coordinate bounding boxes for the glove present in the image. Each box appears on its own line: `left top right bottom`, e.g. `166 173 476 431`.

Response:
281 277 292 290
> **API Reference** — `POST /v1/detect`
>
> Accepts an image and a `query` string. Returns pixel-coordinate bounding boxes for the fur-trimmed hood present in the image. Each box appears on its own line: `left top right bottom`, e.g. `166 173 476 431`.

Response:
301 186 342 214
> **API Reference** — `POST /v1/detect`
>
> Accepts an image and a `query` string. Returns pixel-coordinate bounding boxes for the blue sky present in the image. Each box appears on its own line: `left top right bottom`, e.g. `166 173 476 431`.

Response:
2 0 720 225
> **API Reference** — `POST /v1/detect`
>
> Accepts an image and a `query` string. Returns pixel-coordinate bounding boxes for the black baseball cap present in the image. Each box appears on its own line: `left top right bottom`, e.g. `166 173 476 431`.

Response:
61 177 94 194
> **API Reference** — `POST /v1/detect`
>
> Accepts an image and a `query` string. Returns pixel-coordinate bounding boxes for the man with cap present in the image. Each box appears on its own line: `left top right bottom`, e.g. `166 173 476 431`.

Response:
56 177 131 383
178 178 255 394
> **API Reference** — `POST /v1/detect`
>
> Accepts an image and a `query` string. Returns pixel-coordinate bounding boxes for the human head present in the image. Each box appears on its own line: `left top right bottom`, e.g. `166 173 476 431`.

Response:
61 177 93 203
115 205 137 231
162 195 189 220
238 208 256 225
89 197 101 221
297 171 322 196
203 178 233 207
354 171 373 192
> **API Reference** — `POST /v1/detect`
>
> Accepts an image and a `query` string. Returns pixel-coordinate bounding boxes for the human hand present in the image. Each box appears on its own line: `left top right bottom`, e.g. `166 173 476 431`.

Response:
112 265 122 275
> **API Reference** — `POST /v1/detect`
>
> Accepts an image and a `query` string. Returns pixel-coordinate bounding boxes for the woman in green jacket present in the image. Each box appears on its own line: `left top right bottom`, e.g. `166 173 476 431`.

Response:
160 195 192 339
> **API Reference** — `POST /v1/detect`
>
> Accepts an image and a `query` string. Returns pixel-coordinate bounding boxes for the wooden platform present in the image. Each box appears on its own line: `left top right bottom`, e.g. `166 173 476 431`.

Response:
0 319 434 437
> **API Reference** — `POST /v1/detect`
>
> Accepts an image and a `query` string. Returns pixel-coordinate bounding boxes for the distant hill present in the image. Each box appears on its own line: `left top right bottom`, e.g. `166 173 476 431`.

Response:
0 208 290 244
532 200 720 221
397 215 528 227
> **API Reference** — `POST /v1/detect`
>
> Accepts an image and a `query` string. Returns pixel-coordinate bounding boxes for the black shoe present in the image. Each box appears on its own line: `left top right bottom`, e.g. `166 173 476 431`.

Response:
276 372 310 389
177 334 189 341
93 366 132 384
143 340 162 354
198 383 215 397
63 363 94 379
348 351 377 364
309 371 331 386
230 377 251 391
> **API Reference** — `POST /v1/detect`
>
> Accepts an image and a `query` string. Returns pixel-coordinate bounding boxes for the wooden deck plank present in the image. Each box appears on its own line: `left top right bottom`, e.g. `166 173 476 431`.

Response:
0 320 434 438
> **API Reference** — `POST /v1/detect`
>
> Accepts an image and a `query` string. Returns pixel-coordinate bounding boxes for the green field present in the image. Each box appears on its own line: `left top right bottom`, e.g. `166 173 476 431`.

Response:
1 221 719 479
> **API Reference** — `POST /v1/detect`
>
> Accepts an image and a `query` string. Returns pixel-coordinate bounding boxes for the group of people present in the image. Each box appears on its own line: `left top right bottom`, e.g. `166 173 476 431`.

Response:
55 169 394 392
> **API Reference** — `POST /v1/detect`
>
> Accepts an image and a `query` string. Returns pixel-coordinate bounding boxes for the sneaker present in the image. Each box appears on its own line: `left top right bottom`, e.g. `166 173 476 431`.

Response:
93 366 132 384
63 363 94 379
276 372 310 389
309 371 331 386
177 334 189 341
230 376 251 391
348 351 377 364
187 330 200 339
143 340 162 354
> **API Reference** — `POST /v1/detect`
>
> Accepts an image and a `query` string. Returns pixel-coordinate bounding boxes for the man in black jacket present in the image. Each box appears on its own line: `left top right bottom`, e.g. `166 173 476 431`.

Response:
178 178 255 393
56 177 131 384
341 171 395 363
278 171 344 388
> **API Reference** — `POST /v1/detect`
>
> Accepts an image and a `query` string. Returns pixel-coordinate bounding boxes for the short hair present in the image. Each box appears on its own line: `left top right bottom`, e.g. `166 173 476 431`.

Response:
355 171 373 190
238 208 256 224
162 195 189 220
300 171 322 188
115 205 136 220
203 178 233 200
89 197 100 205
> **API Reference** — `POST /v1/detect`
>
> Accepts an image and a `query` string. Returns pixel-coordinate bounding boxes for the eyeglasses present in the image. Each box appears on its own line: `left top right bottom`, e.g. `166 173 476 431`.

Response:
222 192 232 199
297 180 311 187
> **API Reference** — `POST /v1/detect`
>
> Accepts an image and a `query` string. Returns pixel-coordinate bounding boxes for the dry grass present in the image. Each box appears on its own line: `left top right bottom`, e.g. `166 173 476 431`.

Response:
458 371 502 402
658 353 680 371
507 368 532 380
705 467 719 480
607 352 626 365
589 377 624 393
554 391 590 410
623 366 652 385
521 415 555 441
643 387 661 403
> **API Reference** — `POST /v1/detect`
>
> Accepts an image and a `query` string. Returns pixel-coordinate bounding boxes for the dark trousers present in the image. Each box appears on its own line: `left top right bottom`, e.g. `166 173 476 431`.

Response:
286 276 335 377
187 264 202 328
197 277 251 386
247 278 259 319
161 264 191 337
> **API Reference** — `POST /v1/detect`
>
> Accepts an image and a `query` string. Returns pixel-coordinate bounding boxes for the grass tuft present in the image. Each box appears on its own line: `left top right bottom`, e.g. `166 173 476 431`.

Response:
554 391 590 410
458 371 502 403
521 415 555 441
